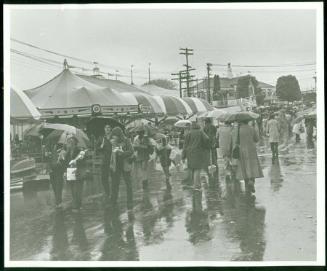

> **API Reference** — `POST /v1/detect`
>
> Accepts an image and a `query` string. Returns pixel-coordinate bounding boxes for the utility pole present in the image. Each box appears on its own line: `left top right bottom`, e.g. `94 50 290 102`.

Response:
179 48 194 97
130 65 134 85
171 71 183 98
148 62 151 83
115 70 119 80
206 63 212 103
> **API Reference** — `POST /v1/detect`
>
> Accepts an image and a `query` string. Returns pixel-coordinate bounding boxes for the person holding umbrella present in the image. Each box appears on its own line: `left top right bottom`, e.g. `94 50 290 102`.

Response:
133 126 155 190
230 112 263 194
45 142 66 209
97 124 113 201
64 135 87 212
108 127 134 214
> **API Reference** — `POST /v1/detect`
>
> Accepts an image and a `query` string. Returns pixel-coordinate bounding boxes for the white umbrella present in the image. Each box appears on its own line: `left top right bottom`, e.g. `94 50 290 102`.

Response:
174 119 191 128
198 108 226 119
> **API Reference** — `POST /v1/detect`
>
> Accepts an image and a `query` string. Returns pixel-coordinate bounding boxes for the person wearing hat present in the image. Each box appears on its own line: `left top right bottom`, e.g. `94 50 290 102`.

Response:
133 127 155 190
266 114 280 160
203 118 218 168
182 122 210 203
45 142 66 209
64 135 87 212
97 124 113 200
108 127 134 214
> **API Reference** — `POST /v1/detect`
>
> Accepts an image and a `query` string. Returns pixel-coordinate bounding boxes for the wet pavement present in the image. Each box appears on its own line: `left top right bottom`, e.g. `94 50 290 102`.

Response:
10 139 316 261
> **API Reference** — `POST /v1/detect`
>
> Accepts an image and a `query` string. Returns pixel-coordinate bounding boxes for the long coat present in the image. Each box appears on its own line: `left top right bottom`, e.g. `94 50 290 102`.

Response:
182 126 210 170
266 119 280 143
217 125 232 157
232 123 263 180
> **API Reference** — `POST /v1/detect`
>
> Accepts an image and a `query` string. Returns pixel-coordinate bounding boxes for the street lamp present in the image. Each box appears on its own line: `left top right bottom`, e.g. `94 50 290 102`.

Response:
148 62 151 83
115 70 119 80
130 65 134 85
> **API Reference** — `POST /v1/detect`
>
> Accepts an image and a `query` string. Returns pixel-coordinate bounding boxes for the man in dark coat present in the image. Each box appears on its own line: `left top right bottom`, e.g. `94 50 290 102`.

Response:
203 118 218 166
182 122 210 190
97 124 112 199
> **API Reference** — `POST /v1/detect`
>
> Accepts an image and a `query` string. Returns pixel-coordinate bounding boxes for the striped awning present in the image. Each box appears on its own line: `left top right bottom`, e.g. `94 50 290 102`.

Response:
119 92 163 114
152 96 193 116
182 97 214 114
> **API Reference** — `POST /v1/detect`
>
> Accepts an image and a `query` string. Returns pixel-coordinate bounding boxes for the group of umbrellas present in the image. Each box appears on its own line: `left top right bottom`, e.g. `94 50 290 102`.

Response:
25 122 90 149
174 110 260 128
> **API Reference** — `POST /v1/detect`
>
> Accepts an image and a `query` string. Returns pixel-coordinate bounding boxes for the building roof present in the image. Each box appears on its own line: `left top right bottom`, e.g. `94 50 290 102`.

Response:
195 76 275 90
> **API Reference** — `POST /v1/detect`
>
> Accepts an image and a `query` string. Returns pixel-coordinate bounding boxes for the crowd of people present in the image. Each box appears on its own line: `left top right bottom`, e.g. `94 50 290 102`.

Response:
41 104 316 218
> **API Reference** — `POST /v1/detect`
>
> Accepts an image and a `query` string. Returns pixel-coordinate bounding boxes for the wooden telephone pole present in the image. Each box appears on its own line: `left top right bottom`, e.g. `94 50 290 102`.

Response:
206 63 212 103
179 48 194 97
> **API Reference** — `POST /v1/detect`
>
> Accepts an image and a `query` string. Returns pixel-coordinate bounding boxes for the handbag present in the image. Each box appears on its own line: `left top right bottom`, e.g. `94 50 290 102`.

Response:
232 124 240 159
66 167 77 181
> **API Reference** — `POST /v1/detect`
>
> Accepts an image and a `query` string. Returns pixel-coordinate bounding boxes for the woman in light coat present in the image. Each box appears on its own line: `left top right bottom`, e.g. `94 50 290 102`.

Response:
231 120 263 193
266 114 280 159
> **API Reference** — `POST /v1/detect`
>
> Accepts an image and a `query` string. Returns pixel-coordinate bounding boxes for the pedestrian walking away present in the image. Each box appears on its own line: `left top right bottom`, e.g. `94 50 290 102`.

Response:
204 118 218 167
155 136 172 190
231 120 264 194
182 122 210 193
266 114 280 160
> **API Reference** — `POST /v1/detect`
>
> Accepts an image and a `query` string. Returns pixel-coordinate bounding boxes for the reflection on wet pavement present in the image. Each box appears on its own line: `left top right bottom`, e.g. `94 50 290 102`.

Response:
10 142 316 261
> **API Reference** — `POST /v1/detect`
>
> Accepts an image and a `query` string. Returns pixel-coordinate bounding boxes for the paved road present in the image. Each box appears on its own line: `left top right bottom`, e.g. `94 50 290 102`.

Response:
10 139 316 261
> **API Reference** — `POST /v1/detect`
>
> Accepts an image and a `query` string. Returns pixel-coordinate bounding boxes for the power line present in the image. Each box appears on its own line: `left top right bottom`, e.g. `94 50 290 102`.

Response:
211 62 315 68
10 48 150 80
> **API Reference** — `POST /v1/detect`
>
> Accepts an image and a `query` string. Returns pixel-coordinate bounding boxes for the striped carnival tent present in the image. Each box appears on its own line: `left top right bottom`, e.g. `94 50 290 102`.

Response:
11 88 41 121
119 92 164 115
152 95 193 116
24 68 140 117
182 97 214 114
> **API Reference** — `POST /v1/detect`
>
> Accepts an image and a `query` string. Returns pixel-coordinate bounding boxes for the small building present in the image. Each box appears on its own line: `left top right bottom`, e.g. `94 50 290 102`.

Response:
194 76 275 107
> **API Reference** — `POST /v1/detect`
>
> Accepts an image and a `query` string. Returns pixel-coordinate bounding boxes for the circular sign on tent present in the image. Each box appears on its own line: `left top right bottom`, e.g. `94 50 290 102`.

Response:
91 104 102 115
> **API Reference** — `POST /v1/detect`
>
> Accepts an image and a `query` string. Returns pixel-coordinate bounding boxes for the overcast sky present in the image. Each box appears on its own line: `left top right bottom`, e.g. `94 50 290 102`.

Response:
9 7 316 90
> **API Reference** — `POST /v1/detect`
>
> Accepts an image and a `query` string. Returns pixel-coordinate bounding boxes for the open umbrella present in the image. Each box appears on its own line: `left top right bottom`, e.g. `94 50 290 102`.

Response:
226 111 260 122
174 119 191 128
198 108 226 119
46 129 90 149
24 122 77 137
86 117 125 137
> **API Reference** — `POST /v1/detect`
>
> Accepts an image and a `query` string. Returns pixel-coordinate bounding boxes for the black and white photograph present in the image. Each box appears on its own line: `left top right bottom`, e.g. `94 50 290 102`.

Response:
3 2 325 267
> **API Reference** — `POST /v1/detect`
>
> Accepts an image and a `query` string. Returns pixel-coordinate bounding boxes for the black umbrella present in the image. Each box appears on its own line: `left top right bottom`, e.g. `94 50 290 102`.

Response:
86 117 125 137
226 111 260 122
